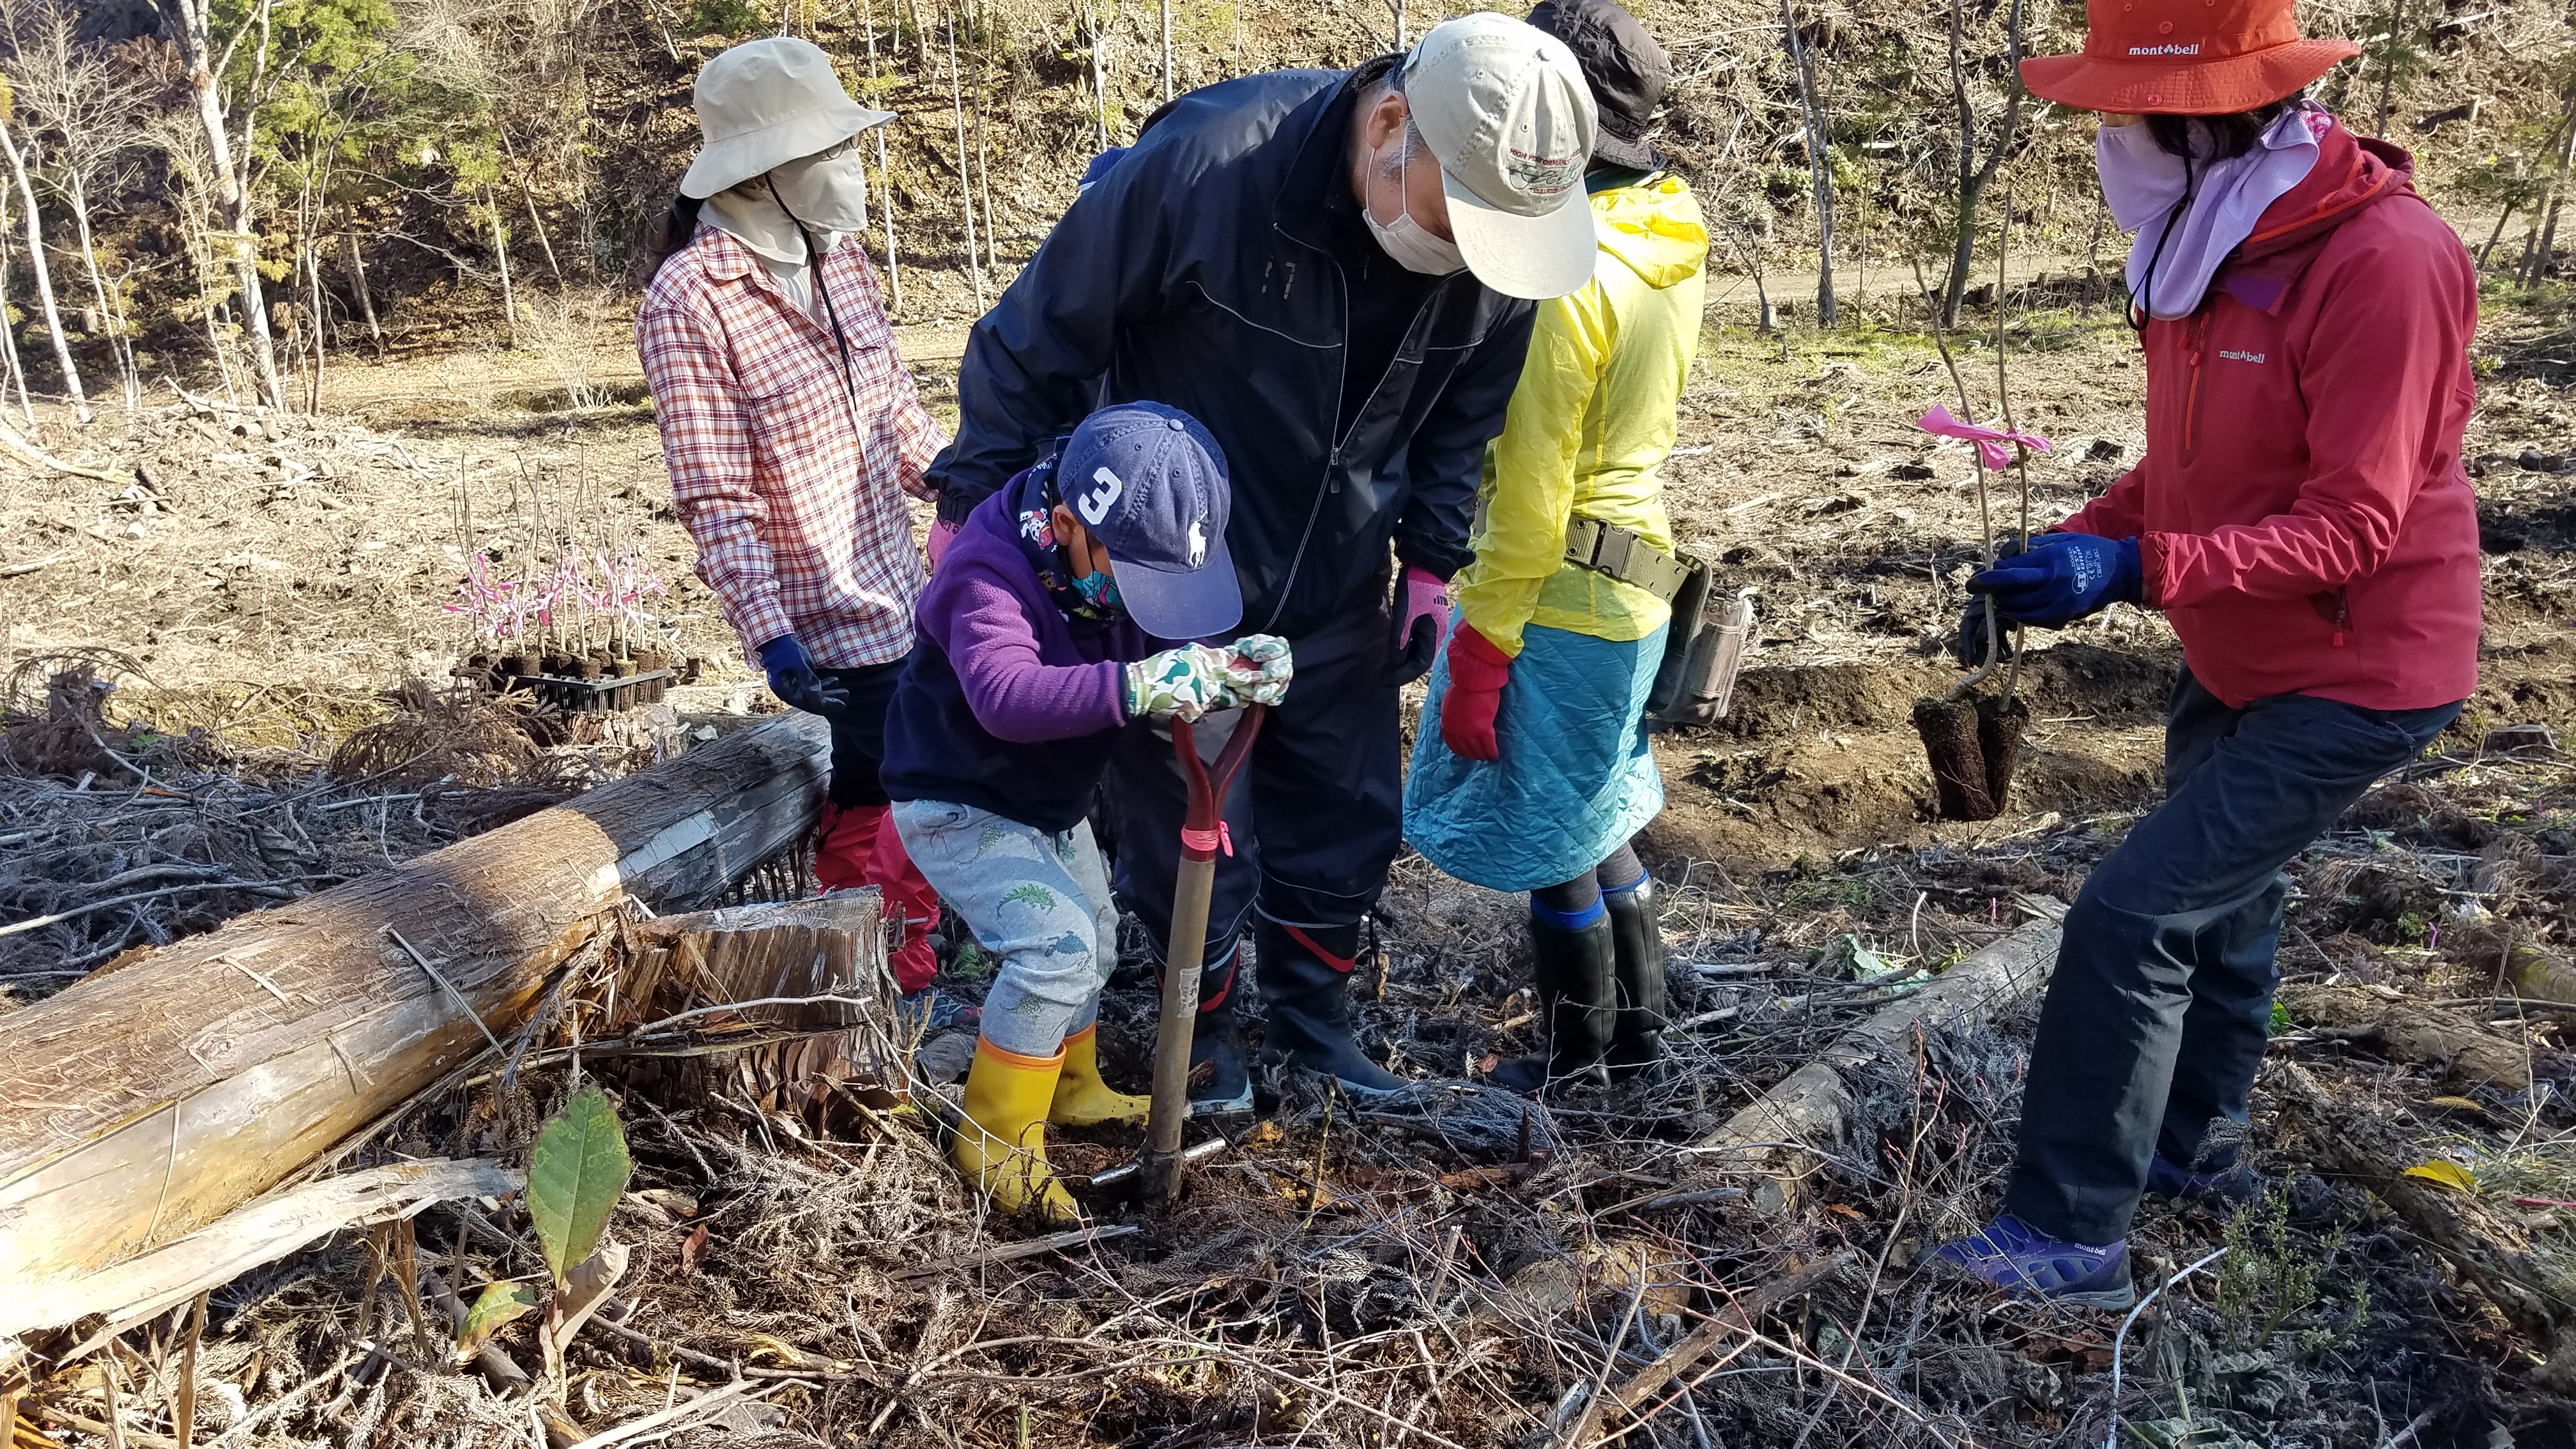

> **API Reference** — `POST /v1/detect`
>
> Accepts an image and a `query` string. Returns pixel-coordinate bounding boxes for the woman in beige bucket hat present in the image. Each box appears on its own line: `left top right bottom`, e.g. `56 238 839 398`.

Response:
634 37 952 1018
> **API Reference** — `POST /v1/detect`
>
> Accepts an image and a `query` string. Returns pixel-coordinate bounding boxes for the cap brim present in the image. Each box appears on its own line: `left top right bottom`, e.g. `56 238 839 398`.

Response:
2018 38 2360 115
1443 169 1600 300
681 99 897 199
1107 535 1243 642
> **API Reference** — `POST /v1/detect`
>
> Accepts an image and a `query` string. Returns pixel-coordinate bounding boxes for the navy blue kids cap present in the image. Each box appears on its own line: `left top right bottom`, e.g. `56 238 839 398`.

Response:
1058 402 1239 640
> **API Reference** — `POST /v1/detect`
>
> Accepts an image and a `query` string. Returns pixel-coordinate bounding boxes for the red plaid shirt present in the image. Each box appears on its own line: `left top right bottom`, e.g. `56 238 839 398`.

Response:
636 226 942 667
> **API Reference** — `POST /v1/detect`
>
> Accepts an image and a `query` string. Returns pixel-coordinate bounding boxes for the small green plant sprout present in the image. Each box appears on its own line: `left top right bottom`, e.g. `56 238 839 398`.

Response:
525 1085 635 1383
2269 1000 2295 1037
2214 1187 2366 1358
530 1085 631 1286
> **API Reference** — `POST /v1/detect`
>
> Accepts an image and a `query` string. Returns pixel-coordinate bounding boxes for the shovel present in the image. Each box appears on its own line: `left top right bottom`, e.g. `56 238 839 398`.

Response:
1135 703 1267 1208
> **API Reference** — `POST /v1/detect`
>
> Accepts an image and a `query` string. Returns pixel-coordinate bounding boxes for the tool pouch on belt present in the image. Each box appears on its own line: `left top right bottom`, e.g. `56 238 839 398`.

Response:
1643 556 1756 727
1563 517 1753 726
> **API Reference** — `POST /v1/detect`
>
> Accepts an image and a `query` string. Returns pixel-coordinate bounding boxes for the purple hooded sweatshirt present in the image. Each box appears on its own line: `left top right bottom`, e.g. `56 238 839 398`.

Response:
881 463 1164 832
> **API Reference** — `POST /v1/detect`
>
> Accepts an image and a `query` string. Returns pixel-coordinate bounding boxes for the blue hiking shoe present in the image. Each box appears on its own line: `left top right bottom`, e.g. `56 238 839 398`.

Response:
1924 1215 2135 1310
896 987 981 1039
2145 1153 2263 1210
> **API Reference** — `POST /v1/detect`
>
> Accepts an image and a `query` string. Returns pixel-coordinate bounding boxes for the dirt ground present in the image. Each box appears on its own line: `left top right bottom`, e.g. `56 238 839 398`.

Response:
7 236 2576 1446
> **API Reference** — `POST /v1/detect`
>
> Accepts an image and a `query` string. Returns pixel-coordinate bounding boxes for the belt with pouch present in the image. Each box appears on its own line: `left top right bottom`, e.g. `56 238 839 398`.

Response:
1563 516 1693 602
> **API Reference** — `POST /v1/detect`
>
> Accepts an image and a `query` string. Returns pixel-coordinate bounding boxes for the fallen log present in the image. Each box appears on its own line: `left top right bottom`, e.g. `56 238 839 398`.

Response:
0 712 831 1308
2269 1061 2576 1390
2276 983 2532 1091
1696 915 2063 1211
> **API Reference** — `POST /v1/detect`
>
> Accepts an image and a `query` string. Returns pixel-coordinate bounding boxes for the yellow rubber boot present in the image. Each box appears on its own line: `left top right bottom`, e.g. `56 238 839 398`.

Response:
1050 1025 1153 1127
954 1039 1079 1224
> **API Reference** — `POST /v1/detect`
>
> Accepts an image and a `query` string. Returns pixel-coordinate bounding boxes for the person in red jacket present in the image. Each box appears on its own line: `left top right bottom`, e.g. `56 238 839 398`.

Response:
1928 0 2479 1310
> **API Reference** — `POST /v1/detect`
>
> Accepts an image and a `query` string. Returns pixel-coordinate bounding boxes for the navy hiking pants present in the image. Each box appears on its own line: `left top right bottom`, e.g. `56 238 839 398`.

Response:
2004 669 2459 1246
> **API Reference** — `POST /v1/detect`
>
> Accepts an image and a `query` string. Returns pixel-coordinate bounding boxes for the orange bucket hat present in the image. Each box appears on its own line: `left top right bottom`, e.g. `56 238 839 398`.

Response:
2019 0 2360 115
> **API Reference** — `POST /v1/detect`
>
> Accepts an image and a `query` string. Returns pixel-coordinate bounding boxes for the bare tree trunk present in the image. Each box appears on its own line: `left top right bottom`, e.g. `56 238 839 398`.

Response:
340 230 383 350
161 0 288 411
0 124 89 424
861 0 903 316
1086 2 1110 150
1941 0 2027 329
0 185 32 425
976 0 997 273
1392 0 1406 49
1159 0 1172 103
2373 0 2407 139
62 176 137 414
1782 0 1834 326
947 8 985 308
488 188 519 348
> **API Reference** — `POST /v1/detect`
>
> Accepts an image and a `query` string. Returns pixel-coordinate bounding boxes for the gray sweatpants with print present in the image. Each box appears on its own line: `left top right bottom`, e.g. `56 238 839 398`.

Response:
889 799 1121 1060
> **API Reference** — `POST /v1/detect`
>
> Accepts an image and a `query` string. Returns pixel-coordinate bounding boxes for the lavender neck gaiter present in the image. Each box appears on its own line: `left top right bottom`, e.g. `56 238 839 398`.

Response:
2096 103 2330 321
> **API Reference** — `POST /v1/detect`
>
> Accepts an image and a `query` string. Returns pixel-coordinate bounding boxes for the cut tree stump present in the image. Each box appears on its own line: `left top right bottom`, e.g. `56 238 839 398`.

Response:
611 893 898 1117
1697 913 2063 1211
2276 983 2532 1091
0 713 831 1308
2270 1061 2576 1389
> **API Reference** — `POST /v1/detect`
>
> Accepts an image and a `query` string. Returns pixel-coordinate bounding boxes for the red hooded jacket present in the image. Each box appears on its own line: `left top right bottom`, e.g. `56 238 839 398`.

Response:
2058 119 2481 711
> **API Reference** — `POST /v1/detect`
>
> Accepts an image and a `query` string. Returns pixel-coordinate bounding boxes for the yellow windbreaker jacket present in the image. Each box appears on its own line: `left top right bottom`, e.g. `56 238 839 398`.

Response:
1453 174 1710 657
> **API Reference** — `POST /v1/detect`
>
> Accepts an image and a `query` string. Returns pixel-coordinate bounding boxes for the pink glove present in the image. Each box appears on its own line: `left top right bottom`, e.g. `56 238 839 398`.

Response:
1387 564 1451 686
926 517 962 569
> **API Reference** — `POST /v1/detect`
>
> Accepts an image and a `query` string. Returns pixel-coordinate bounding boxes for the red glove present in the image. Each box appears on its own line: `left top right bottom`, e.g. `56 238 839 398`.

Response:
1438 623 1511 762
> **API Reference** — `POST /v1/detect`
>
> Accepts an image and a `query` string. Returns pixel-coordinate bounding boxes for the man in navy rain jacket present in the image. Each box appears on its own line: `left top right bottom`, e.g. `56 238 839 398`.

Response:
926 16 1602 1108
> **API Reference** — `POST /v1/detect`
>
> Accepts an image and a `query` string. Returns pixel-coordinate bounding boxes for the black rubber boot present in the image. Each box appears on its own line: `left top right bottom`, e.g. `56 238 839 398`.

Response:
1254 916 1405 1094
1603 878 1670 1081
1487 909 1617 1096
1186 939 1254 1116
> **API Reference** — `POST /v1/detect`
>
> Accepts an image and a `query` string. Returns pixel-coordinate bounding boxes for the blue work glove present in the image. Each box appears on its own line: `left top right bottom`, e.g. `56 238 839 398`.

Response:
1968 533 2142 628
757 634 850 716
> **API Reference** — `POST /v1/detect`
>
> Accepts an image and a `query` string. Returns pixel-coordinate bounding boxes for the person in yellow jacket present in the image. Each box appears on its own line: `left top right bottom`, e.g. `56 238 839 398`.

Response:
1403 0 1707 1096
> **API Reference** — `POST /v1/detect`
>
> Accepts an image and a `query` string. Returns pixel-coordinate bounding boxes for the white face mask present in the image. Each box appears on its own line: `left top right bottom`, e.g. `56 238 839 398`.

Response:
1364 134 1466 276
767 138 871 235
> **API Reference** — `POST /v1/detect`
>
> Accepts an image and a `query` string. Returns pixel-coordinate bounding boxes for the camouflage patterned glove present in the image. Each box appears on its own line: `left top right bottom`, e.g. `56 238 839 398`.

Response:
1123 645 1230 722
1218 634 1294 709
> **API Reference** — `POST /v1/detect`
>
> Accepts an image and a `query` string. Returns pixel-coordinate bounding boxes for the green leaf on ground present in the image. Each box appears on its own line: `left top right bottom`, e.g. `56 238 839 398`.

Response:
528 1085 631 1286
455 1279 540 1359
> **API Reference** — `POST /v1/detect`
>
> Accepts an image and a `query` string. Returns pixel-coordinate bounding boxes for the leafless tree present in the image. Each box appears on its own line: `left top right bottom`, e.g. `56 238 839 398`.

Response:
7 4 144 412
0 116 86 422
1782 0 1834 326
1940 0 2027 328
154 0 289 411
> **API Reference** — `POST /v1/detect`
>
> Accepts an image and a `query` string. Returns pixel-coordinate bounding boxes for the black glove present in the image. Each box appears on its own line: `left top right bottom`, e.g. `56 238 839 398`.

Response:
757 634 851 716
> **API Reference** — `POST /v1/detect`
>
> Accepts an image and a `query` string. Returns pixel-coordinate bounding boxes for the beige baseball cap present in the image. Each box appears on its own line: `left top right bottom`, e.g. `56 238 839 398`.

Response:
682 38 894 200
1402 14 1600 300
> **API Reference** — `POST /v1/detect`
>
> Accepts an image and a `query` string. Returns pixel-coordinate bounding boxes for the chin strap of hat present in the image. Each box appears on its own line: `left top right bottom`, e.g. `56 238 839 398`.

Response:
765 176 864 420
2128 141 2196 335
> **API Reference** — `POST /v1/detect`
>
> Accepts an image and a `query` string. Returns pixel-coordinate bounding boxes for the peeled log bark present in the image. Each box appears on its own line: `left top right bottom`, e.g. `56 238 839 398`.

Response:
2276 983 2531 1091
0 714 830 1301
1698 914 2063 1211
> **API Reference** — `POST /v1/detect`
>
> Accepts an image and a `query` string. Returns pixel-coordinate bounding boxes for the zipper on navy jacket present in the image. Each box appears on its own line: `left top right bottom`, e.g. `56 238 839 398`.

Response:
1261 253 1353 633
1261 254 1452 633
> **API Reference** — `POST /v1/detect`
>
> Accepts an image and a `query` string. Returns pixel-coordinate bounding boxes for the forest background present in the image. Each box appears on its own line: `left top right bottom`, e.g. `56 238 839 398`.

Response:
1 0 2570 431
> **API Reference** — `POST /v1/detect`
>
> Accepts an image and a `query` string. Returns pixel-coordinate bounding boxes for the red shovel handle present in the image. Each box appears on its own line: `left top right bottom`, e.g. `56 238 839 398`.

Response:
1172 705 1265 861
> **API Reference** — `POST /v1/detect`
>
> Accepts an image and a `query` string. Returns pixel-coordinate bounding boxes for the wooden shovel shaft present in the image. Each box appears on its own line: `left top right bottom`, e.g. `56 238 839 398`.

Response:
1146 854 1217 1166
1138 706 1264 1204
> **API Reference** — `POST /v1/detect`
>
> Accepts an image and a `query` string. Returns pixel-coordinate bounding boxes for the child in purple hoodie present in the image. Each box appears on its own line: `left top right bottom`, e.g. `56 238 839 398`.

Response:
883 402 1288 1222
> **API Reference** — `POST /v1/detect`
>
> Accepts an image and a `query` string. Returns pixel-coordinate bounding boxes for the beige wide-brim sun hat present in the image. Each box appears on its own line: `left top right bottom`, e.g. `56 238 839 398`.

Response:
680 37 894 200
